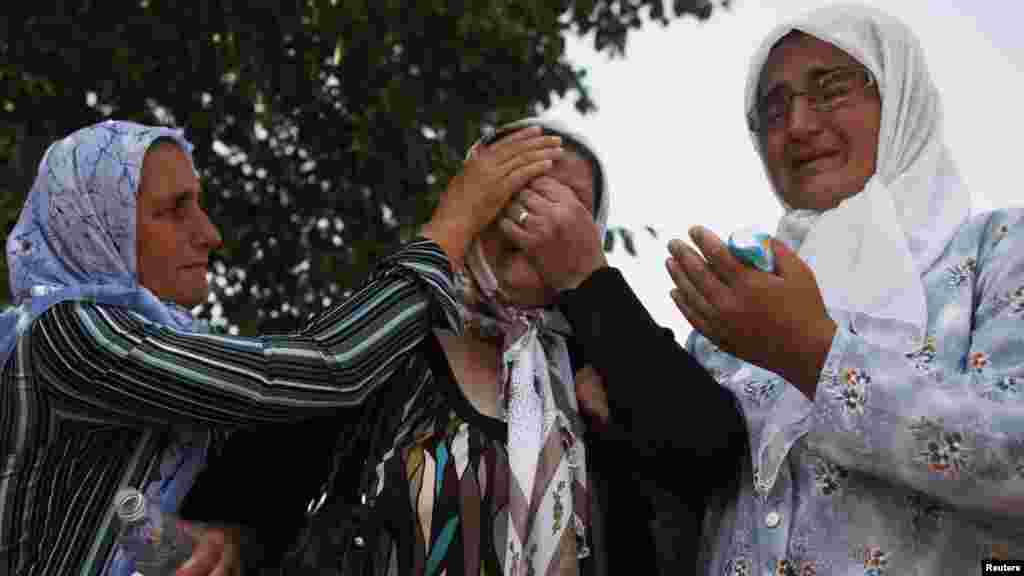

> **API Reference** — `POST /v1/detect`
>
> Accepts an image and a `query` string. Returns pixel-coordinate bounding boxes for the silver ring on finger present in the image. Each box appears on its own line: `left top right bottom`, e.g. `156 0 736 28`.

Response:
517 209 529 225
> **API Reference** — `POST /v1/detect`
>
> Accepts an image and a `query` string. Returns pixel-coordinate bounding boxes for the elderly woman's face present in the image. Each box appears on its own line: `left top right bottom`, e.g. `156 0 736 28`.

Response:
759 33 882 211
478 150 596 309
136 142 223 308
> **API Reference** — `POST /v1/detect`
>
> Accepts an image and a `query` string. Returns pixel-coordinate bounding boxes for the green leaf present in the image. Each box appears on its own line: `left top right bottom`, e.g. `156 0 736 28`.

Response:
2 0 724 333
620 227 636 256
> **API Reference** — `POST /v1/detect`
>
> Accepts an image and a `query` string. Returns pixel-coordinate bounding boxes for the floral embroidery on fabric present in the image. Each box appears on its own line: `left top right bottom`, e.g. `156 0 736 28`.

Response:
726 556 751 576
818 365 835 386
859 546 888 575
1008 285 1024 316
742 378 779 406
573 514 589 558
508 545 521 575
692 209 1024 576
967 351 990 373
981 376 1020 402
10 237 32 257
775 559 798 576
526 543 538 576
552 480 566 535
910 417 969 476
905 335 937 373
774 559 818 576
813 458 849 496
945 256 976 288
752 466 771 496
994 223 1010 246
827 368 870 417
996 376 1020 396
906 491 943 534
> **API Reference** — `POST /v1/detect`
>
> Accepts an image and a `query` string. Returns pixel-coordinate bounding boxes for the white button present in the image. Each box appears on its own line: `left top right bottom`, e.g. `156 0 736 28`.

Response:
765 511 781 528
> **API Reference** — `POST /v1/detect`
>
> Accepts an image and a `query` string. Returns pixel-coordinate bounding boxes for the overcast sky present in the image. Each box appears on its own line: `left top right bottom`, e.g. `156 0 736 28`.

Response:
544 0 1024 344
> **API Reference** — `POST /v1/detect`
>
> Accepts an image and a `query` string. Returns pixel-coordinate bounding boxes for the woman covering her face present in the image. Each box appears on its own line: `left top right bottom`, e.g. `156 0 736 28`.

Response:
660 3 1024 573
182 116 750 575
181 117 612 575
0 119 561 575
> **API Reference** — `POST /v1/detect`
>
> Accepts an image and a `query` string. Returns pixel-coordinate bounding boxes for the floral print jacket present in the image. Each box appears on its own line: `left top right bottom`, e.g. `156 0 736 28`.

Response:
691 208 1024 575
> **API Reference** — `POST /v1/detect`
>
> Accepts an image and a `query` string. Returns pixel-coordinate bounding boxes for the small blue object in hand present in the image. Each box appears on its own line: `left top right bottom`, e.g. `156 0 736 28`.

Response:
727 228 775 273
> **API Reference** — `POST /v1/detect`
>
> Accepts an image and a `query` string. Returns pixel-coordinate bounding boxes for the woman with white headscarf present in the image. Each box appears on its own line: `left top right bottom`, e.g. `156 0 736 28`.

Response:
655 3 1024 574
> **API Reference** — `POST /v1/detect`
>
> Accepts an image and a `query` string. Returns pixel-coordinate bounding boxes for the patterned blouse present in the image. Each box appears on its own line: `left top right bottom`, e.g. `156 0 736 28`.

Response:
692 208 1024 575
351 332 602 575
198 296 609 576
0 239 462 575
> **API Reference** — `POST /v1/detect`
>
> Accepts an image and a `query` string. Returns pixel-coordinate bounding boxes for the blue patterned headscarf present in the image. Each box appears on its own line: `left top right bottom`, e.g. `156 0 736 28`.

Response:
1 120 209 369
1 120 212 574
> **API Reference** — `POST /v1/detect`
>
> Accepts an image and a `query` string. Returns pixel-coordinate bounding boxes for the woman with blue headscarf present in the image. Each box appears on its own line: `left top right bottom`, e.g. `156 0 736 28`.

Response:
0 119 561 575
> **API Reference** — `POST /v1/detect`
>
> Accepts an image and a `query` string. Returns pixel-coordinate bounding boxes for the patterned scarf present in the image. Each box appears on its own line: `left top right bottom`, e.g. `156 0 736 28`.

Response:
454 243 591 575
456 116 610 575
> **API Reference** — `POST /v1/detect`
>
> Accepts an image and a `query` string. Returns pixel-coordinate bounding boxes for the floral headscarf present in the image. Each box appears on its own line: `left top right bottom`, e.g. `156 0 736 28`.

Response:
1 119 212 576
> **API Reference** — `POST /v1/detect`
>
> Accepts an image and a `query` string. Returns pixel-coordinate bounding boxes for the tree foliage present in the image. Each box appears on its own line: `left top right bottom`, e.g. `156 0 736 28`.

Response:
1 0 727 334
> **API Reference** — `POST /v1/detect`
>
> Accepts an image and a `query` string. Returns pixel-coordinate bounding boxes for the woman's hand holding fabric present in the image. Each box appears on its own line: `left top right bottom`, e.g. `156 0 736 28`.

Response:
422 127 563 266
499 176 607 291
175 523 242 576
667 226 836 400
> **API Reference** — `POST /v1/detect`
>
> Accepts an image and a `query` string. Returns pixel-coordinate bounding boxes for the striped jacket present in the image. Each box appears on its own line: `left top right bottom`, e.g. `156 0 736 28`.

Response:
0 238 459 575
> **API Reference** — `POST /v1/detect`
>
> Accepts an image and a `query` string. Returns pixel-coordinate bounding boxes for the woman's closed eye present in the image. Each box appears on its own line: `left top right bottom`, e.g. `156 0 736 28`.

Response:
159 203 186 219
817 72 859 101
159 193 194 219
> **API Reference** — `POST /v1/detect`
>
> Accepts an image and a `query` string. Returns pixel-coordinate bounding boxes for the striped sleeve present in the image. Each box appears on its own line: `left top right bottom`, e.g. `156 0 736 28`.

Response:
29 237 462 427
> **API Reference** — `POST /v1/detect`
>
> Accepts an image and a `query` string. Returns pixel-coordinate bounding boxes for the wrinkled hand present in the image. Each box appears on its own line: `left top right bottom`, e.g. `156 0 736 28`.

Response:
666 226 836 399
575 365 610 430
175 523 242 576
498 175 607 291
422 127 563 266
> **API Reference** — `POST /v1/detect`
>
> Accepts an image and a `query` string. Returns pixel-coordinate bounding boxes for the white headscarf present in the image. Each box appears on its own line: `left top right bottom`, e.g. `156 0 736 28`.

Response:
466 116 611 257
745 3 972 350
458 116 609 574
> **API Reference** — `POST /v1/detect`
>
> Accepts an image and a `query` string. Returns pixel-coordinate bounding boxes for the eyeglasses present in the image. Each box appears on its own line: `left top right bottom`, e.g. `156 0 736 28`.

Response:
748 66 876 133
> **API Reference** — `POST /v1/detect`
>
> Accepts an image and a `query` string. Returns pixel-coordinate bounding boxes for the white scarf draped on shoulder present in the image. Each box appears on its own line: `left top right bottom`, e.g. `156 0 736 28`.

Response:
744 4 972 351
